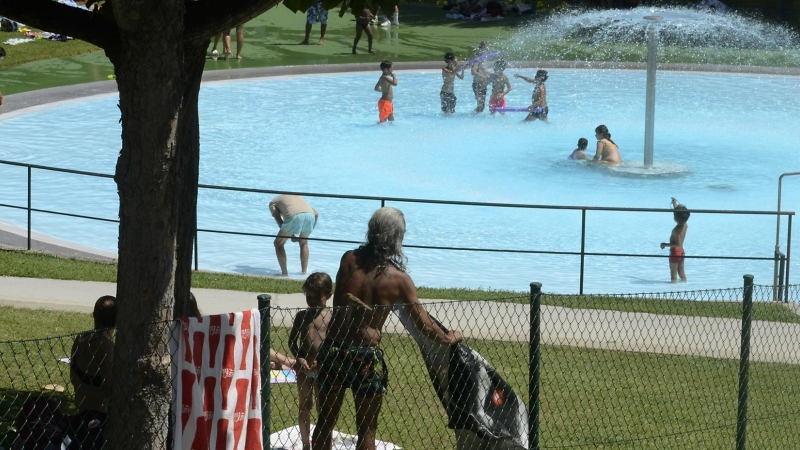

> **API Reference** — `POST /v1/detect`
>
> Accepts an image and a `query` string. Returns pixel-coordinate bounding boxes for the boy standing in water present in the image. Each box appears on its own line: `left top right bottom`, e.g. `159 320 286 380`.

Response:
375 60 397 122
289 272 333 450
515 69 549 122
471 41 491 113
488 60 512 114
660 198 690 282
441 53 464 114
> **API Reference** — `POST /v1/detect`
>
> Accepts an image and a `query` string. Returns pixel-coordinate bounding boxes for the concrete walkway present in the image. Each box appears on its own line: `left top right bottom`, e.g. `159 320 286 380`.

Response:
2 212 799 364
3 276 800 365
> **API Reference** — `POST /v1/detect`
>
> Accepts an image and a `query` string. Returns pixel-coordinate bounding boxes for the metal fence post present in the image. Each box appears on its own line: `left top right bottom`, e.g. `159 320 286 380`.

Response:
529 282 542 450
736 275 754 450
786 215 792 302
27 166 31 250
257 294 271 445
580 210 586 296
194 231 199 272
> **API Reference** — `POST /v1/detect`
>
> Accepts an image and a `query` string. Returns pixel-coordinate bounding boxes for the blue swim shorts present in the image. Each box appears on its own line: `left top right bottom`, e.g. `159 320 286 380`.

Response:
280 212 315 235
306 1 328 25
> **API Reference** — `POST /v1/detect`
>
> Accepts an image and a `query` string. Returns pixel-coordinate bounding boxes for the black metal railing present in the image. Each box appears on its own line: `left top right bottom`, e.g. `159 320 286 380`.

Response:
0 159 795 297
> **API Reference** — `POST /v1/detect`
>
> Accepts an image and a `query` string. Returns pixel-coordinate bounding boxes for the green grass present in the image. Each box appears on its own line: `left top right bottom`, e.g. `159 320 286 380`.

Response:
265 326 800 448
6 322 797 448
0 31 100 69
1 297 799 447
3 248 799 326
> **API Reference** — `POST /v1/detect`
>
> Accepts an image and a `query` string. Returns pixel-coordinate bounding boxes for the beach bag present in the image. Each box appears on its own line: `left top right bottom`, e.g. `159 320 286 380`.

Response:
11 397 70 450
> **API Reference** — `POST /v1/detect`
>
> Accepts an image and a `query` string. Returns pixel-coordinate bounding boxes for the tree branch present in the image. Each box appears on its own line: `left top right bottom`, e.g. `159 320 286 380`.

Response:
184 0 283 42
0 0 118 48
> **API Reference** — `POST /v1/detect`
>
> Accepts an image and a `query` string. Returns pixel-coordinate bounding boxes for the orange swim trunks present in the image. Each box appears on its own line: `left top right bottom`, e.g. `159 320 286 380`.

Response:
669 247 685 264
378 98 393 122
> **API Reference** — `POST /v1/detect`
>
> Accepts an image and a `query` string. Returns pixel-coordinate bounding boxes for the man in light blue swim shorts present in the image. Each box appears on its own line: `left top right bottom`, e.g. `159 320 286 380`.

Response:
269 195 319 276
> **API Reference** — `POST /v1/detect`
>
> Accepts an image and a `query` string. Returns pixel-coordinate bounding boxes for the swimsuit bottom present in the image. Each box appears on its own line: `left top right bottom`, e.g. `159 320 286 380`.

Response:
440 91 457 113
669 247 685 264
317 342 388 396
528 106 549 119
472 82 487 97
488 95 506 113
378 98 394 122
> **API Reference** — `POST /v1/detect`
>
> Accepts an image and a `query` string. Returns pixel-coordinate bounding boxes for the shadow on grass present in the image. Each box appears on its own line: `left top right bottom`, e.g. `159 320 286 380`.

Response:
0 388 76 448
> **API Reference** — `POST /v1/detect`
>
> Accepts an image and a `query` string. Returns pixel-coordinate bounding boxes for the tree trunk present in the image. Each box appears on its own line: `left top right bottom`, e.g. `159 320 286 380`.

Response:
105 1 206 447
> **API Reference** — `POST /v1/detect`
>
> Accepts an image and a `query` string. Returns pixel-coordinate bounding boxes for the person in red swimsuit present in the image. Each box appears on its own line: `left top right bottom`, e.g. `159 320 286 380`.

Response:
660 197 690 282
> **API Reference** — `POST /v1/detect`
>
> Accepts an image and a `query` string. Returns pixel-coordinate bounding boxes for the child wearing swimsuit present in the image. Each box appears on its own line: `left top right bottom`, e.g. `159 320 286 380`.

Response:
660 198 690 282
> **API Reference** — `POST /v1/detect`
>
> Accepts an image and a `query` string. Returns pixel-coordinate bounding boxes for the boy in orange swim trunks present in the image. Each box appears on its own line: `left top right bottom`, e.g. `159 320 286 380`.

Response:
374 60 397 122
660 197 690 282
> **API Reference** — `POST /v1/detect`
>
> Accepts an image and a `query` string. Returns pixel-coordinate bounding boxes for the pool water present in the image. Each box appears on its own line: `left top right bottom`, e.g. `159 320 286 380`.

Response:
1 69 799 293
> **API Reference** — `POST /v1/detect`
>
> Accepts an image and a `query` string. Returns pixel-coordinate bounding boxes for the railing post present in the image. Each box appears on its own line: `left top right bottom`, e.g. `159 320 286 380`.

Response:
27 166 31 250
579 209 586 296
257 294 271 444
786 215 792 303
529 282 542 450
381 199 385 208
778 254 786 303
736 275 754 450
194 231 199 272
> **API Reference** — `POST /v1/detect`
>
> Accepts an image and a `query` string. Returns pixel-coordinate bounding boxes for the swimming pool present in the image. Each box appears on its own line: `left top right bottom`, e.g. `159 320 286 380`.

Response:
1 69 799 293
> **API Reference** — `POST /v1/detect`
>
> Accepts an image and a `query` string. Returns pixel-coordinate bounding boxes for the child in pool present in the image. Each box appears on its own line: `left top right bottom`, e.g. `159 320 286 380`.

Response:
488 60 512 114
374 60 397 122
569 138 589 160
514 69 549 122
441 53 464 114
660 197 690 282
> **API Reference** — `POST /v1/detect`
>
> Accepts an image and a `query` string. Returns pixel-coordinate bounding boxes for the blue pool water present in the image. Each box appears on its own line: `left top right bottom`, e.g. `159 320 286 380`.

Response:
1 69 799 293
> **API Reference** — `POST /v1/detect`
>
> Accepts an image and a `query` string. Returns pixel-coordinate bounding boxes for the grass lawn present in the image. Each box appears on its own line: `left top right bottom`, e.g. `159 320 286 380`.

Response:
3 5 800 95
0 31 99 69
3 322 800 448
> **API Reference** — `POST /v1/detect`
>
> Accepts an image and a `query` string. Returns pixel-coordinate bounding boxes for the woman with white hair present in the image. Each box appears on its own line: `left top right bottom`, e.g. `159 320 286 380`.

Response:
311 207 462 450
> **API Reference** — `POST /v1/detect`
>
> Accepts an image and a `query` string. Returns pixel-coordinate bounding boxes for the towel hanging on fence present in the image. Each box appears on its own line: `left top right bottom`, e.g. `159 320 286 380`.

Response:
393 305 528 450
171 309 262 450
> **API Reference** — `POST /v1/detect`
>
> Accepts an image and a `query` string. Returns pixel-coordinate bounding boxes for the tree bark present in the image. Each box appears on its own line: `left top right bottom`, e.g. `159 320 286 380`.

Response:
0 0 282 447
105 0 200 447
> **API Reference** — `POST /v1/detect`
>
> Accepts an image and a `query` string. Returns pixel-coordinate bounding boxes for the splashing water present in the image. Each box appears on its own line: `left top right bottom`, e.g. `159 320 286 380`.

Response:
506 6 800 64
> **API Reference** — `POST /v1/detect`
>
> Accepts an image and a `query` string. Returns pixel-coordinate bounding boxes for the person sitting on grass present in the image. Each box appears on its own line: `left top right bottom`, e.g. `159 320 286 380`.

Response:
69 295 117 450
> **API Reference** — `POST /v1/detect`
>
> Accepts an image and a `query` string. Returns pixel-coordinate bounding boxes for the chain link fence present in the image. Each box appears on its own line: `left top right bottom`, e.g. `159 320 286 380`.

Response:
2 280 800 449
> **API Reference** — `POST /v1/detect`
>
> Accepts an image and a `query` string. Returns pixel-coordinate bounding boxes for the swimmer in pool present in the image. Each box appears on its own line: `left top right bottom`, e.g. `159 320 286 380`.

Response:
569 138 589 160
592 124 622 163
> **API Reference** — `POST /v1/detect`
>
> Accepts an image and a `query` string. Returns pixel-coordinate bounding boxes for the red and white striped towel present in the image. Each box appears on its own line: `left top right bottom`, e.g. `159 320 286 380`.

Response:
171 309 262 450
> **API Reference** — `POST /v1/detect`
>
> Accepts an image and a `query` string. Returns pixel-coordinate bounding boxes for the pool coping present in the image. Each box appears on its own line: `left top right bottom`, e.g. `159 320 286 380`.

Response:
3 60 800 115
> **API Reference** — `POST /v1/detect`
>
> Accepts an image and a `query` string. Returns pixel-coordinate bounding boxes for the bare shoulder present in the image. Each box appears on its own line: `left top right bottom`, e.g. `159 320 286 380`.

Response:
340 249 357 265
